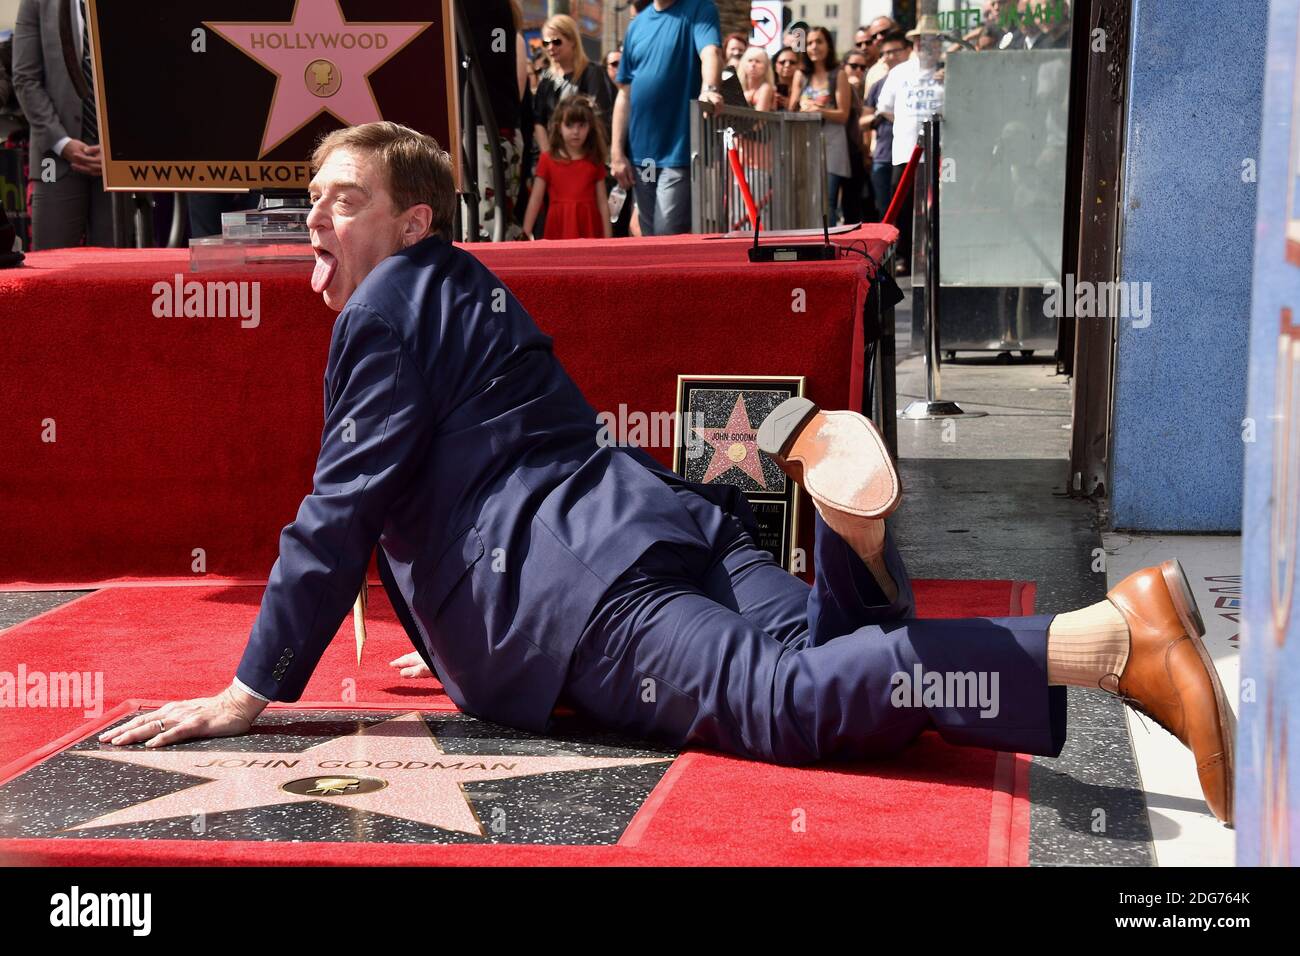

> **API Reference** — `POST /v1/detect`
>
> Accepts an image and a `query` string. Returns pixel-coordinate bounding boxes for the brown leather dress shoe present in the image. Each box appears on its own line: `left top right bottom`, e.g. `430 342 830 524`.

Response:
757 398 901 517
757 399 902 596
1106 559 1235 825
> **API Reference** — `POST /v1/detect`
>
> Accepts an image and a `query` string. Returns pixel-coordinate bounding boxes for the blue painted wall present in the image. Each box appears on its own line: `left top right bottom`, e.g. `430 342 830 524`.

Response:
1109 0 1266 531
1237 0 1300 866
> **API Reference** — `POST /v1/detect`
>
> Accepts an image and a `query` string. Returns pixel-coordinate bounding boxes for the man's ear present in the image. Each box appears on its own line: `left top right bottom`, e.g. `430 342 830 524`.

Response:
402 203 435 245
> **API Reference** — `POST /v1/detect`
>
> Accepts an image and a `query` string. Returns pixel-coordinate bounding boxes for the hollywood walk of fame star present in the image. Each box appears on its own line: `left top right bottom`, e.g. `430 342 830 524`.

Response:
205 0 433 156
70 713 669 837
693 394 769 487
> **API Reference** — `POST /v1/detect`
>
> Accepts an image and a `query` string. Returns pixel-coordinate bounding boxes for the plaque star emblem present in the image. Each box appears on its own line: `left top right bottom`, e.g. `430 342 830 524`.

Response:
205 0 433 156
693 394 769 487
70 713 668 837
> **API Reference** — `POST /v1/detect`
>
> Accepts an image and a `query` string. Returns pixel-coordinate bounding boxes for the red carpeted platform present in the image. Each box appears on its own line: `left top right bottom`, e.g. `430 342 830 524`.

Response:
0 575 1034 866
0 227 895 589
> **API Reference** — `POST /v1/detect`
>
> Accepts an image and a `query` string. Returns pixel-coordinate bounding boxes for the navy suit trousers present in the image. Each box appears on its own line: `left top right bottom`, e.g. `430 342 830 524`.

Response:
561 510 1068 764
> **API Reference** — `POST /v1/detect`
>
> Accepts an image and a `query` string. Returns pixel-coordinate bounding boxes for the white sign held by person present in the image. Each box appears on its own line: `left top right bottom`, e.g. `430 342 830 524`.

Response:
750 1 782 55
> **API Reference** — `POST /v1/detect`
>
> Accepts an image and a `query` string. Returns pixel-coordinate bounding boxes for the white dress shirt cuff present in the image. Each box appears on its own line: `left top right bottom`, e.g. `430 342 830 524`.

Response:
52 136 71 160
232 676 271 702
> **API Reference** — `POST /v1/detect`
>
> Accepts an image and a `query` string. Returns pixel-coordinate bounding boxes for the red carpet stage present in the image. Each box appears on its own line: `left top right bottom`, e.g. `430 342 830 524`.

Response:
0 576 1034 866
0 226 895 589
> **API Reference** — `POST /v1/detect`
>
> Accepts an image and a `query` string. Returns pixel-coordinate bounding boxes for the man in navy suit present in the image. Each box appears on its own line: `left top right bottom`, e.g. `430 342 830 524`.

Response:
102 123 1234 824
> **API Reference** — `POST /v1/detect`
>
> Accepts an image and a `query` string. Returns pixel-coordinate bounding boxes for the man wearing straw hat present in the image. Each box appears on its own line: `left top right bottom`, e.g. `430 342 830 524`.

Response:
875 14 946 275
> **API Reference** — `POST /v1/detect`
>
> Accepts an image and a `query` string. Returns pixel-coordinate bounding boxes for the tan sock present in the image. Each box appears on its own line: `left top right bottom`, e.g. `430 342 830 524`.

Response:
813 501 899 603
1046 599 1131 691
863 550 899 604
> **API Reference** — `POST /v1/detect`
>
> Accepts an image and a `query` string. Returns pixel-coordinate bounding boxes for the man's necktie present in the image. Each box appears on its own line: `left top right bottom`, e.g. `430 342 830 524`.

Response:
79 0 98 146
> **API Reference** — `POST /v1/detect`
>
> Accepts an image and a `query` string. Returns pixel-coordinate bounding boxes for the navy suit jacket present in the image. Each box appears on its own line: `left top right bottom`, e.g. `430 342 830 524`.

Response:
236 234 756 732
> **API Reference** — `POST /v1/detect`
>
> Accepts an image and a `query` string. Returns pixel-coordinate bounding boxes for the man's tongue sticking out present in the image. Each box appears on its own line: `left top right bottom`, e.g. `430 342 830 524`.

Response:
312 250 338 295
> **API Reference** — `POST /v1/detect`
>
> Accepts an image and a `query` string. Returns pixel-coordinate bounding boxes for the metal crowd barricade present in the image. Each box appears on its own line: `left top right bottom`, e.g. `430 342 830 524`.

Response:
690 103 827 233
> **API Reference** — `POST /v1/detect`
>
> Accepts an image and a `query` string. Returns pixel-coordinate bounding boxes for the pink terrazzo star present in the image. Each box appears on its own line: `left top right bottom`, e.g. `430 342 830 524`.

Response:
693 394 769 487
72 713 668 837
206 0 433 155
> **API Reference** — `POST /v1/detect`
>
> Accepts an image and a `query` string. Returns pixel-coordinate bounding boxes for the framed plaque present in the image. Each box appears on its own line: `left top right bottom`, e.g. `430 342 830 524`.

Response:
673 376 805 570
86 0 459 191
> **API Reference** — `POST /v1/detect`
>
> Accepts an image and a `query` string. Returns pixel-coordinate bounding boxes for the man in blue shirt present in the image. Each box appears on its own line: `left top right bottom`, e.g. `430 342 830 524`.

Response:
611 0 723 235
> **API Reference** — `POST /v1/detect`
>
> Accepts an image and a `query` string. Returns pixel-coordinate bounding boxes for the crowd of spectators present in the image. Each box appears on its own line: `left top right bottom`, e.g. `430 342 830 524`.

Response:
0 0 1073 252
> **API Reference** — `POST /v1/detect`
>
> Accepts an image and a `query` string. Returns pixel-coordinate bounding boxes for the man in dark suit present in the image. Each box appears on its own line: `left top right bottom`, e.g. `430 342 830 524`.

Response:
101 122 1235 824
11 0 111 249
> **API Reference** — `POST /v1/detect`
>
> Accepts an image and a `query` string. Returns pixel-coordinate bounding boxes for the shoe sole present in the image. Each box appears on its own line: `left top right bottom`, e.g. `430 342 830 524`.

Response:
757 398 901 518
1161 557 1235 826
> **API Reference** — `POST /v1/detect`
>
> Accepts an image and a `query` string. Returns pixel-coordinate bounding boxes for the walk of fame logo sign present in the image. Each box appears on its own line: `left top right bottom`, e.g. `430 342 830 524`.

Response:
0 710 674 844
86 0 458 191
673 376 805 570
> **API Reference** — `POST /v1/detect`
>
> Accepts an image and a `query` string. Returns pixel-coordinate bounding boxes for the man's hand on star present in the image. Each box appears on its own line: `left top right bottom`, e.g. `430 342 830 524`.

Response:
389 651 433 679
97 684 267 749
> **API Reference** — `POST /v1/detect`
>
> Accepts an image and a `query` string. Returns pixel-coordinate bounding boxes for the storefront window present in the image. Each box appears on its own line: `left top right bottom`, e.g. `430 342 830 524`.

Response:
921 1 1075 355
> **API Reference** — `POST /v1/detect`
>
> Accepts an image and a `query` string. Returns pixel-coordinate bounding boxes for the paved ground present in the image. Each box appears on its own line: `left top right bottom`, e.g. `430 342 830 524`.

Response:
0 591 87 631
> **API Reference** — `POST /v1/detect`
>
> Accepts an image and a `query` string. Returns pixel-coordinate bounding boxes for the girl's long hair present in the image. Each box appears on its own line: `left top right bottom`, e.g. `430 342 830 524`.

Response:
547 94 608 166
801 26 839 74
544 14 589 80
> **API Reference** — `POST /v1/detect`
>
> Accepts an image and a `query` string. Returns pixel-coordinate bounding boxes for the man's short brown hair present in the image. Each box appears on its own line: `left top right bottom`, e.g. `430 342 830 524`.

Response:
311 122 457 240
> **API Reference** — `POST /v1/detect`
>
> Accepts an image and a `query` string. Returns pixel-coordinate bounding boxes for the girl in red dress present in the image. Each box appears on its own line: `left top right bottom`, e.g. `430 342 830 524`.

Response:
522 95 611 240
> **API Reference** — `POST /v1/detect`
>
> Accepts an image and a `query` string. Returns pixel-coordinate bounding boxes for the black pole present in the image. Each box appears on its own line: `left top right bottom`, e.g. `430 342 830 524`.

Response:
454 3 510 242
168 193 188 248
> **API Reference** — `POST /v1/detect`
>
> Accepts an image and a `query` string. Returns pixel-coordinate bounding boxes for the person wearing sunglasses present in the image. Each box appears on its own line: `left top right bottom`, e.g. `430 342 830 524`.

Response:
843 51 870 85
532 14 614 158
862 32 911 224
851 26 879 73
772 45 799 110
861 16 901 89
840 49 872 224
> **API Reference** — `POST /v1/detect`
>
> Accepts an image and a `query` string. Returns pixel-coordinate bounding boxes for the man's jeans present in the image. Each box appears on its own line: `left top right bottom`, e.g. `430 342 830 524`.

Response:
633 166 690 236
871 162 895 222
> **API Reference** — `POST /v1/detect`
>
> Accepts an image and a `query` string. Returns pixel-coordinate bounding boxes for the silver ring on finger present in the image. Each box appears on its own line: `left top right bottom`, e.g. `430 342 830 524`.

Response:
156 719 165 734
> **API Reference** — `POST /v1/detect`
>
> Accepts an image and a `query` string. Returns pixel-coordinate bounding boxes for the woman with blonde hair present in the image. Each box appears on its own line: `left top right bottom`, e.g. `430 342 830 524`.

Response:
532 14 613 152
738 46 775 111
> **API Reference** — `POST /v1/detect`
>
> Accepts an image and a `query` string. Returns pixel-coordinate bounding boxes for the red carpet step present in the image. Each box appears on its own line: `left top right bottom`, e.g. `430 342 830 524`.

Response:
0 577 1034 866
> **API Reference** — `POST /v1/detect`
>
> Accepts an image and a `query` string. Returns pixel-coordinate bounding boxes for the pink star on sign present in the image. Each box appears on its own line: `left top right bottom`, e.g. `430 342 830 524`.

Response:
694 395 769 487
206 0 432 156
